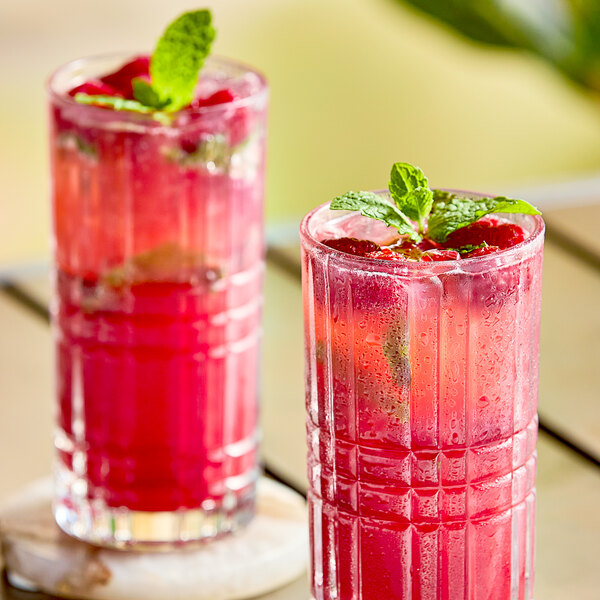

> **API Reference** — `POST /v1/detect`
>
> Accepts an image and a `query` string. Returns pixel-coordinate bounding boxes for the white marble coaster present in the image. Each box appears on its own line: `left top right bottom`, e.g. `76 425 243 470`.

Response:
0 477 308 600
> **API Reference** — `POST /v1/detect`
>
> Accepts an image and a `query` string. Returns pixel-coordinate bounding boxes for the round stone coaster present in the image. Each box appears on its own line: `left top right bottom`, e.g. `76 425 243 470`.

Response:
0 477 308 600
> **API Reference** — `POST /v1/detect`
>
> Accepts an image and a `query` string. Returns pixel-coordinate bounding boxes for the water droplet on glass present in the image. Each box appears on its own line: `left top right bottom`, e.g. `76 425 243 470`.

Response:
478 396 490 408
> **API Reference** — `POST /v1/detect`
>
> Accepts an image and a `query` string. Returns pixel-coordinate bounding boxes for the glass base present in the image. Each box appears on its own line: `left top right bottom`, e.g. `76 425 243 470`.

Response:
53 463 257 549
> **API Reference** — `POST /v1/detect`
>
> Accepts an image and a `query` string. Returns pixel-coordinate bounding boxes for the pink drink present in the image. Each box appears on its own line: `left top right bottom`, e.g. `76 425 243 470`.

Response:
301 198 544 599
48 54 268 546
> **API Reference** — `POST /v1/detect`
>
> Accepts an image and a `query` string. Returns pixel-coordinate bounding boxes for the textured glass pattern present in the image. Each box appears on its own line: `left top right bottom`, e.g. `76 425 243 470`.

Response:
48 55 268 546
301 203 544 599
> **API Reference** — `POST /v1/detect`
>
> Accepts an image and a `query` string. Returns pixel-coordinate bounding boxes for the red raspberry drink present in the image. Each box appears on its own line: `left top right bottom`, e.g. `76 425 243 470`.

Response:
49 46 268 546
301 184 544 599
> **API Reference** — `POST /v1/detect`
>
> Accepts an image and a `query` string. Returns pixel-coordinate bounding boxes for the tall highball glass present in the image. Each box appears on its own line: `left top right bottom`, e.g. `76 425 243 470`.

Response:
48 54 268 547
301 195 544 599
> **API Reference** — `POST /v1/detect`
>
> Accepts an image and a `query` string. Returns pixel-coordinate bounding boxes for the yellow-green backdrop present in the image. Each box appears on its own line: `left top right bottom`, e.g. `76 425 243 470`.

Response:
2 0 600 267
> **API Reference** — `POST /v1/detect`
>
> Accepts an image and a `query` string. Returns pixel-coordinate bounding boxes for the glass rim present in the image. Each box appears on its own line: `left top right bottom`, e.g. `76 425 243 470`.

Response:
47 51 269 123
300 190 545 275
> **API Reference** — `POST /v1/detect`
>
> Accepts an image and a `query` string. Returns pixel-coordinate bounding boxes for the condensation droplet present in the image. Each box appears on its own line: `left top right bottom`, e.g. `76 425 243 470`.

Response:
478 396 490 408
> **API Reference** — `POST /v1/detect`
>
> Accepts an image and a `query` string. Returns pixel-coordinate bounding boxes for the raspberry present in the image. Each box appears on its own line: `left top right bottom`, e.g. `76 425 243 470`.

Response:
462 246 500 258
444 220 526 250
366 249 407 261
481 216 502 227
68 79 123 97
189 88 252 145
417 238 442 251
191 89 236 108
492 224 526 247
99 56 150 99
421 249 461 261
323 237 380 257
180 138 198 154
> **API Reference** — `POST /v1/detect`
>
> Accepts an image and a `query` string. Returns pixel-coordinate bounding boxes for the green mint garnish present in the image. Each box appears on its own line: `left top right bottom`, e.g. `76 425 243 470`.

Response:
74 9 215 116
102 242 221 287
456 243 489 254
131 79 171 110
73 94 171 124
74 94 154 113
331 191 419 241
382 320 410 388
389 162 433 234
162 134 234 172
330 161 541 243
427 195 541 243
140 9 216 112
57 131 97 158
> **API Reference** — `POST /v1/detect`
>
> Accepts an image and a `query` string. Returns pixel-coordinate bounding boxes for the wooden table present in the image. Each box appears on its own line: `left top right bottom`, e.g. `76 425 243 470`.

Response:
1 204 599 599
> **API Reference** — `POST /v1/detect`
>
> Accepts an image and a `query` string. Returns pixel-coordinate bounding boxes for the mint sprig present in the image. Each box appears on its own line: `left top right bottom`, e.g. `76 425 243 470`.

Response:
142 9 215 112
74 9 215 116
131 79 170 110
456 243 489 254
330 162 541 243
74 93 172 124
74 94 154 113
427 195 541 243
389 162 433 234
331 191 419 241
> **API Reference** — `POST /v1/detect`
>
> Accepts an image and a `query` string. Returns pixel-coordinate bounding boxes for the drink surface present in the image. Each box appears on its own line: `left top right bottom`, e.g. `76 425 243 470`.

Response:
301 205 544 599
49 55 267 528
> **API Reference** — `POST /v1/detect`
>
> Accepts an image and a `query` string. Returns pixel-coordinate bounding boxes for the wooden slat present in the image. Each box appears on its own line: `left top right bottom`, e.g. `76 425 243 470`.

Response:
262 265 307 491
538 243 600 457
5 277 51 308
535 436 600 599
0 295 53 504
545 203 600 259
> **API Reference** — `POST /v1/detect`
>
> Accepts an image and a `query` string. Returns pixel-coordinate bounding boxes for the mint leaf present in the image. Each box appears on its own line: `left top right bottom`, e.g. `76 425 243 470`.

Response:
432 189 456 203
57 131 97 158
141 9 216 112
388 162 433 233
131 78 171 109
162 133 234 172
74 93 155 113
73 93 171 124
103 242 221 287
427 195 541 243
456 243 489 254
331 191 420 241
382 320 410 389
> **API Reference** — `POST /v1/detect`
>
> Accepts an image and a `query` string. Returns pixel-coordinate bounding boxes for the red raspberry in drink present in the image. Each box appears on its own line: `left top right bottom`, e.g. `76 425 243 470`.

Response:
323 237 381 256
68 79 123 97
192 88 236 107
444 219 526 250
417 237 442 251
99 55 150 98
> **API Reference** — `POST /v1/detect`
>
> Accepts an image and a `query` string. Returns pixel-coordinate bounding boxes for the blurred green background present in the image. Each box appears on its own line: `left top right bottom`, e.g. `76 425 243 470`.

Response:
2 0 600 268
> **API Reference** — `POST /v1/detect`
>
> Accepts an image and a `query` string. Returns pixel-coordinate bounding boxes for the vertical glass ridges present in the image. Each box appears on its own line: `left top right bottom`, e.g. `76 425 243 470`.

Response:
301 205 544 600
48 54 268 546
